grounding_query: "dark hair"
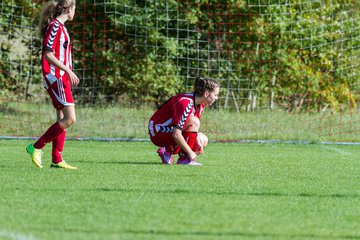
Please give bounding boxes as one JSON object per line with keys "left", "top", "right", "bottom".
{"left": 194, "top": 76, "right": 220, "bottom": 96}
{"left": 39, "top": 0, "right": 75, "bottom": 37}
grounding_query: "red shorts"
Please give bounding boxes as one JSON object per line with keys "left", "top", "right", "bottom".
{"left": 44, "top": 74, "right": 74, "bottom": 110}
{"left": 149, "top": 130, "right": 180, "bottom": 153}
{"left": 148, "top": 121, "right": 203, "bottom": 154}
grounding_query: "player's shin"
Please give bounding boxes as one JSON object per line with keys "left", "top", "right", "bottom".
{"left": 178, "top": 131, "right": 198, "bottom": 161}
{"left": 52, "top": 130, "right": 66, "bottom": 164}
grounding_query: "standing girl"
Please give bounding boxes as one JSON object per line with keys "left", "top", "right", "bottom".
{"left": 26, "top": 0, "right": 78, "bottom": 169}
{"left": 148, "top": 77, "right": 220, "bottom": 166}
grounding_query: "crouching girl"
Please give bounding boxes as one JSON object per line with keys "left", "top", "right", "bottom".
{"left": 148, "top": 77, "right": 220, "bottom": 166}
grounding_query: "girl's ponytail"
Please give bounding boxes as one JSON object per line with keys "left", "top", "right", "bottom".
{"left": 38, "top": 0, "right": 75, "bottom": 38}
{"left": 39, "top": 1, "right": 57, "bottom": 38}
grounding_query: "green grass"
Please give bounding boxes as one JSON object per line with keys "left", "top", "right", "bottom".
{"left": 1, "top": 140, "right": 359, "bottom": 239}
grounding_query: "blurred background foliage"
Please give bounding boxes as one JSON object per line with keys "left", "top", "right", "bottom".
{"left": 1, "top": 0, "right": 359, "bottom": 111}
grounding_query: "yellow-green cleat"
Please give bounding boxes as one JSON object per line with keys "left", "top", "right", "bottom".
{"left": 50, "top": 161, "right": 77, "bottom": 170}
{"left": 26, "top": 144, "right": 43, "bottom": 169}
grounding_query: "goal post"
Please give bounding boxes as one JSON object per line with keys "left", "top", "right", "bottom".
{"left": 0, "top": 0, "right": 359, "bottom": 142}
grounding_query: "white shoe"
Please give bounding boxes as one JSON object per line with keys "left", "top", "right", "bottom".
{"left": 177, "top": 159, "right": 203, "bottom": 166}
{"left": 188, "top": 161, "right": 203, "bottom": 166}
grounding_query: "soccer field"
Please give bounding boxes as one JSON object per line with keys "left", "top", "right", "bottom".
{"left": 0, "top": 140, "right": 359, "bottom": 240}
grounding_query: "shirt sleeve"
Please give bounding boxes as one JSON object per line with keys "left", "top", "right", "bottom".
{"left": 43, "top": 21, "right": 60, "bottom": 52}
{"left": 172, "top": 98, "right": 194, "bottom": 130}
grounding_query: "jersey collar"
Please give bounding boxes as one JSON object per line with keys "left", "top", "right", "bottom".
{"left": 193, "top": 92, "right": 198, "bottom": 110}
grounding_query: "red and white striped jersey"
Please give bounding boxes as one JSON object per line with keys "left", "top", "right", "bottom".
{"left": 41, "top": 19, "right": 72, "bottom": 82}
{"left": 149, "top": 93, "right": 205, "bottom": 135}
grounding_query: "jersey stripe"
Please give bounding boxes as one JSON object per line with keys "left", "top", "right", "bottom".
{"left": 46, "top": 21, "right": 59, "bottom": 50}
{"left": 178, "top": 101, "right": 193, "bottom": 129}
{"left": 149, "top": 93, "right": 204, "bottom": 136}
{"left": 42, "top": 20, "right": 72, "bottom": 80}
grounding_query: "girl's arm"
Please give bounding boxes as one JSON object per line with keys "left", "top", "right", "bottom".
{"left": 172, "top": 128, "right": 197, "bottom": 161}
{"left": 44, "top": 50, "right": 79, "bottom": 86}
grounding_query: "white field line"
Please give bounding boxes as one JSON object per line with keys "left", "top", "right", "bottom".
{"left": 0, "top": 230, "right": 39, "bottom": 240}
{"left": 321, "top": 145, "right": 353, "bottom": 156}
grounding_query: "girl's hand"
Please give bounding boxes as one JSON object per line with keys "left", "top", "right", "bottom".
{"left": 44, "top": 51, "right": 80, "bottom": 87}
{"left": 188, "top": 151, "right": 197, "bottom": 161}
{"left": 67, "top": 70, "right": 80, "bottom": 87}
{"left": 194, "top": 137, "right": 204, "bottom": 155}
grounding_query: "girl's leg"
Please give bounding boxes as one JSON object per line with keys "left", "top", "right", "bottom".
{"left": 52, "top": 110, "right": 66, "bottom": 164}
{"left": 58, "top": 105, "right": 76, "bottom": 129}
{"left": 33, "top": 106, "right": 76, "bottom": 149}
{"left": 157, "top": 147, "right": 174, "bottom": 164}
{"left": 192, "top": 132, "right": 208, "bottom": 155}
{"left": 27, "top": 106, "right": 76, "bottom": 169}
{"left": 50, "top": 106, "right": 77, "bottom": 168}
{"left": 178, "top": 116, "right": 200, "bottom": 161}
{"left": 149, "top": 125, "right": 177, "bottom": 164}
{"left": 197, "top": 132, "right": 208, "bottom": 148}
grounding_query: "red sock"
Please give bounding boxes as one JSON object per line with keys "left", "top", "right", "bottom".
{"left": 34, "top": 122, "right": 64, "bottom": 149}
{"left": 52, "top": 130, "right": 66, "bottom": 164}
{"left": 178, "top": 131, "right": 198, "bottom": 160}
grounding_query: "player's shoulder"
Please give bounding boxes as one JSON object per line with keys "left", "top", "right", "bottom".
{"left": 46, "top": 20, "right": 61, "bottom": 34}
{"left": 49, "top": 19, "right": 60, "bottom": 27}
{"left": 176, "top": 92, "right": 195, "bottom": 103}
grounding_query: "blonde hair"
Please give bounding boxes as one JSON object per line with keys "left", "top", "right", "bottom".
{"left": 39, "top": 0, "right": 75, "bottom": 37}
{"left": 194, "top": 76, "right": 220, "bottom": 97}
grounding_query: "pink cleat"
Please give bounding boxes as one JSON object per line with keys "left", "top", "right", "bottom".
{"left": 157, "top": 147, "right": 174, "bottom": 164}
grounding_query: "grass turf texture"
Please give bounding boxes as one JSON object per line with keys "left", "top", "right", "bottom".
{"left": 0, "top": 140, "right": 359, "bottom": 240}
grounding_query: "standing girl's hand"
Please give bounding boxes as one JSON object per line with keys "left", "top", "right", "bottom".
{"left": 44, "top": 51, "right": 80, "bottom": 87}
{"left": 67, "top": 70, "right": 80, "bottom": 87}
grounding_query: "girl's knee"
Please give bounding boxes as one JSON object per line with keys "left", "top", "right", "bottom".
{"left": 60, "top": 116, "right": 76, "bottom": 129}
{"left": 185, "top": 116, "right": 200, "bottom": 131}
{"left": 198, "top": 132, "right": 208, "bottom": 147}
{"left": 67, "top": 116, "right": 76, "bottom": 126}
{"left": 69, "top": 116, "right": 76, "bottom": 125}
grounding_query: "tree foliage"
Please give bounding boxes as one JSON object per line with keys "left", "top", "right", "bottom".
{"left": 1, "top": 0, "right": 359, "bottom": 111}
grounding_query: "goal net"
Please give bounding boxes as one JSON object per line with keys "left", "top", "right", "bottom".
{"left": 1, "top": 0, "right": 359, "bottom": 142}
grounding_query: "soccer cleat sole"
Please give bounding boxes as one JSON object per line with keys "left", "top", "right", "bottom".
{"left": 50, "top": 162, "right": 77, "bottom": 170}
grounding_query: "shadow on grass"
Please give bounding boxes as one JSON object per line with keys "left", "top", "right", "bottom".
{"left": 77, "top": 160, "right": 161, "bottom": 165}
{"left": 95, "top": 187, "right": 360, "bottom": 199}
{"left": 15, "top": 186, "right": 360, "bottom": 200}
{"left": 57, "top": 228, "right": 360, "bottom": 239}
{"left": 124, "top": 229, "right": 360, "bottom": 239}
